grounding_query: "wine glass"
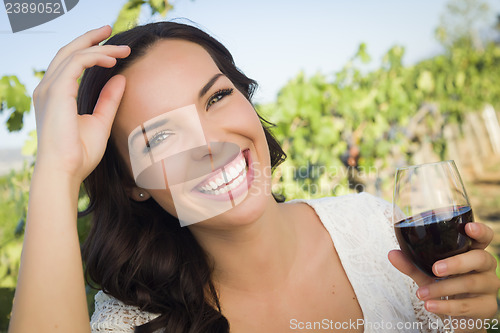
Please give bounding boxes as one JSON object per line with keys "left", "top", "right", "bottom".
{"left": 393, "top": 160, "right": 474, "bottom": 278}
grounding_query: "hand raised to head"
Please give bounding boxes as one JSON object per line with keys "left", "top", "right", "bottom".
{"left": 33, "top": 25, "right": 130, "bottom": 183}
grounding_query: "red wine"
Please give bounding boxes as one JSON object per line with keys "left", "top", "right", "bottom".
{"left": 394, "top": 206, "right": 473, "bottom": 277}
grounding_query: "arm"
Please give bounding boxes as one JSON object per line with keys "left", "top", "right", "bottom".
{"left": 9, "top": 168, "right": 88, "bottom": 332}
{"left": 8, "top": 26, "right": 130, "bottom": 333}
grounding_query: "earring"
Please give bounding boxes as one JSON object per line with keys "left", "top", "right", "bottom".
{"left": 139, "top": 192, "right": 145, "bottom": 198}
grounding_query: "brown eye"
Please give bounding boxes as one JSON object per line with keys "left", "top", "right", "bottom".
{"left": 206, "top": 88, "right": 234, "bottom": 110}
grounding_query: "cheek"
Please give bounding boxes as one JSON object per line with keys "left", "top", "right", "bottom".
{"left": 231, "top": 98, "right": 271, "bottom": 167}
{"left": 236, "top": 99, "right": 270, "bottom": 154}
{"left": 223, "top": 95, "right": 267, "bottom": 144}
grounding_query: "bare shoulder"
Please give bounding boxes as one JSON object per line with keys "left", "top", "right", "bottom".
{"left": 279, "top": 200, "right": 333, "bottom": 253}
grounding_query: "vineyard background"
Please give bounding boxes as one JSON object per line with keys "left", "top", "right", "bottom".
{"left": 1, "top": 0, "right": 500, "bottom": 331}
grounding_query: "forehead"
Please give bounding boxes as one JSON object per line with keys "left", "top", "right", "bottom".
{"left": 122, "top": 39, "right": 219, "bottom": 108}
{"left": 116, "top": 39, "right": 220, "bottom": 123}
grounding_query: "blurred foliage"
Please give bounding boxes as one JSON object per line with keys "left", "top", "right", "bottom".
{"left": 435, "top": 0, "right": 491, "bottom": 50}
{"left": 0, "top": 163, "right": 31, "bottom": 330}
{"left": 259, "top": 0, "right": 500, "bottom": 200}
{"left": 112, "top": 0, "right": 172, "bottom": 35}
{"left": 0, "top": 76, "right": 31, "bottom": 132}
{"left": 0, "top": 163, "right": 31, "bottom": 289}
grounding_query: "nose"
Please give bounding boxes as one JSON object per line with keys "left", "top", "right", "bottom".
{"left": 189, "top": 144, "right": 212, "bottom": 161}
{"left": 187, "top": 117, "right": 240, "bottom": 168}
{"left": 188, "top": 117, "right": 224, "bottom": 161}
{"left": 188, "top": 142, "right": 240, "bottom": 166}
{"left": 207, "top": 142, "right": 241, "bottom": 170}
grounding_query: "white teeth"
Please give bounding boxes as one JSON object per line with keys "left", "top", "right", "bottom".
{"left": 199, "top": 167, "right": 247, "bottom": 195}
{"left": 229, "top": 167, "right": 238, "bottom": 179}
{"left": 233, "top": 177, "right": 241, "bottom": 187}
{"left": 226, "top": 181, "right": 236, "bottom": 192}
{"left": 197, "top": 153, "right": 249, "bottom": 195}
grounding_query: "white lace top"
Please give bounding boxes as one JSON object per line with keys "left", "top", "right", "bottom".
{"left": 90, "top": 192, "right": 446, "bottom": 332}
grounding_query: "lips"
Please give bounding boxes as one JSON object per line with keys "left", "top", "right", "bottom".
{"left": 194, "top": 149, "right": 249, "bottom": 196}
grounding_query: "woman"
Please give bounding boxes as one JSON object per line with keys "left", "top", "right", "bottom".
{"left": 8, "top": 22, "right": 500, "bottom": 333}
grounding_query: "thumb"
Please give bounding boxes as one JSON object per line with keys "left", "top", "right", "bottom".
{"left": 92, "top": 74, "right": 126, "bottom": 133}
{"left": 388, "top": 249, "right": 434, "bottom": 287}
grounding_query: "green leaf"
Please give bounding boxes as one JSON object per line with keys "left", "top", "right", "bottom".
{"left": 112, "top": 0, "right": 144, "bottom": 36}
{"left": 0, "top": 76, "right": 32, "bottom": 132}
{"left": 33, "top": 69, "right": 45, "bottom": 80}
{"left": 148, "top": 0, "right": 172, "bottom": 16}
{"left": 6, "top": 110, "right": 24, "bottom": 132}
{"left": 355, "top": 42, "right": 371, "bottom": 64}
{"left": 14, "top": 217, "right": 25, "bottom": 237}
{"left": 21, "top": 130, "right": 37, "bottom": 157}
{"left": 455, "top": 71, "right": 465, "bottom": 88}
{"left": 417, "top": 70, "right": 435, "bottom": 93}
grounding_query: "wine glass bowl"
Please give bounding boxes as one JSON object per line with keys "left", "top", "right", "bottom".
{"left": 393, "top": 160, "right": 474, "bottom": 278}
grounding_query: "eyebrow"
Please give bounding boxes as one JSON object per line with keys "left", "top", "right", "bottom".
{"left": 199, "top": 73, "right": 225, "bottom": 98}
{"left": 129, "top": 73, "right": 224, "bottom": 147}
{"left": 130, "top": 118, "right": 169, "bottom": 147}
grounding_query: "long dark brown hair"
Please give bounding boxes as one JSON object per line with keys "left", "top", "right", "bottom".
{"left": 77, "top": 21, "right": 286, "bottom": 333}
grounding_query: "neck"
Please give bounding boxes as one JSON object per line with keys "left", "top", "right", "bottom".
{"left": 189, "top": 199, "right": 298, "bottom": 294}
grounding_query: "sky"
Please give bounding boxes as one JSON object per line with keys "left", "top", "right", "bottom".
{"left": 1, "top": 0, "right": 499, "bottom": 149}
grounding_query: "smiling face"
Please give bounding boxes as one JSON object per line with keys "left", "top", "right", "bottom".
{"left": 111, "top": 39, "right": 274, "bottom": 227}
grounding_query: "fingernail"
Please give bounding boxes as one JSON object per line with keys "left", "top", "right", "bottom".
{"left": 468, "top": 223, "right": 478, "bottom": 233}
{"left": 426, "top": 301, "right": 437, "bottom": 312}
{"left": 434, "top": 262, "right": 447, "bottom": 275}
{"left": 417, "top": 287, "right": 429, "bottom": 299}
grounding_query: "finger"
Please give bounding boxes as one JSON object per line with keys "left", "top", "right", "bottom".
{"left": 466, "top": 222, "right": 494, "bottom": 250}
{"left": 424, "top": 295, "right": 498, "bottom": 319}
{"left": 46, "top": 50, "right": 129, "bottom": 98}
{"left": 77, "top": 75, "right": 126, "bottom": 171}
{"left": 45, "top": 25, "right": 112, "bottom": 75}
{"left": 388, "top": 250, "right": 434, "bottom": 287}
{"left": 432, "top": 249, "right": 497, "bottom": 277}
{"left": 91, "top": 74, "right": 126, "bottom": 132}
{"left": 81, "top": 44, "right": 131, "bottom": 57}
{"left": 43, "top": 45, "right": 130, "bottom": 85}
{"left": 416, "top": 272, "right": 500, "bottom": 300}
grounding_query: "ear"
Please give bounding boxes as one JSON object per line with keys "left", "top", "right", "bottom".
{"left": 128, "top": 186, "right": 151, "bottom": 202}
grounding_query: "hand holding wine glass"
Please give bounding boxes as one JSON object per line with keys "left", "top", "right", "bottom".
{"left": 388, "top": 161, "right": 500, "bottom": 331}
{"left": 393, "top": 161, "right": 473, "bottom": 278}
